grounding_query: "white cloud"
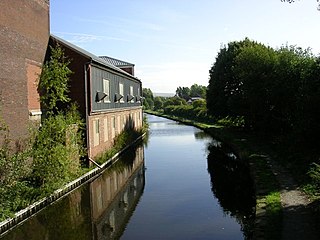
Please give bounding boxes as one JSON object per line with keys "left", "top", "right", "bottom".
{"left": 136, "top": 61, "right": 210, "bottom": 93}
{"left": 53, "top": 32, "right": 130, "bottom": 44}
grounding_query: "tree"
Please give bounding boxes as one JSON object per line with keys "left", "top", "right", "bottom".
{"left": 153, "top": 96, "right": 164, "bottom": 111}
{"left": 280, "top": 0, "right": 320, "bottom": 10}
{"left": 233, "top": 42, "right": 277, "bottom": 130}
{"left": 207, "top": 38, "right": 256, "bottom": 119}
{"left": 176, "top": 86, "right": 190, "bottom": 100}
{"left": 142, "top": 88, "right": 154, "bottom": 110}
{"left": 190, "top": 84, "right": 207, "bottom": 98}
{"left": 38, "top": 45, "right": 72, "bottom": 114}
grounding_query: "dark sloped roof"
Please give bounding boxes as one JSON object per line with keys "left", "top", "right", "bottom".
{"left": 50, "top": 34, "right": 140, "bottom": 82}
{"left": 99, "top": 56, "right": 134, "bottom": 67}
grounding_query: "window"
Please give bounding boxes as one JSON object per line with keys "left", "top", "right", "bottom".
{"left": 117, "top": 115, "right": 121, "bottom": 133}
{"left": 103, "top": 79, "right": 110, "bottom": 102}
{"left": 137, "top": 87, "right": 141, "bottom": 102}
{"left": 111, "top": 116, "right": 115, "bottom": 138}
{"left": 119, "top": 83, "right": 124, "bottom": 103}
{"left": 129, "top": 86, "right": 134, "bottom": 103}
{"left": 123, "top": 115, "right": 126, "bottom": 129}
{"left": 93, "top": 119, "right": 100, "bottom": 147}
{"left": 104, "top": 118, "right": 108, "bottom": 142}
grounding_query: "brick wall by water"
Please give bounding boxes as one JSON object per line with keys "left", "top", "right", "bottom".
{"left": 0, "top": 0, "right": 49, "bottom": 141}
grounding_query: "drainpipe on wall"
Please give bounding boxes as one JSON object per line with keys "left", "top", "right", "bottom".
{"left": 84, "top": 61, "right": 92, "bottom": 163}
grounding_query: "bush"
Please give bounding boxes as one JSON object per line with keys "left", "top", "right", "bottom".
{"left": 308, "top": 163, "right": 320, "bottom": 190}
{"left": 32, "top": 106, "right": 84, "bottom": 193}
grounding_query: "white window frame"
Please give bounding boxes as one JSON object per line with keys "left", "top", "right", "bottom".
{"left": 119, "top": 82, "right": 124, "bottom": 103}
{"left": 104, "top": 118, "right": 108, "bottom": 142}
{"left": 111, "top": 116, "right": 116, "bottom": 139}
{"left": 93, "top": 119, "right": 100, "bottom": 147}
{"left": 130, "top": 85, "right": 134, "bottom": 103}
{"left": 103, "top": 79, "right": 110, "bottom": 103}
{"left": 137, "top": 87, "right": 141, "bottom": 102}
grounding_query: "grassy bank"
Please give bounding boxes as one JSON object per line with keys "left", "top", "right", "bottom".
{"left": 0, "top": 121, "right": 148, "bottom": 222}
{"left": 145, "top": 109, "right": 282, "bottom": 239}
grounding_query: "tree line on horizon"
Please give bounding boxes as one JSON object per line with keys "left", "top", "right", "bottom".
{"left": 143, "top": 37, "right": 320, "bottom": 190}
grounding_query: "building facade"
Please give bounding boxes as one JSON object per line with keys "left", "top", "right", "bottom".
{"left": 50, "top": 35, "right": 143, "bottom": 159}
{"left": 0, "top": 0, "right": 49, "bottom": 143}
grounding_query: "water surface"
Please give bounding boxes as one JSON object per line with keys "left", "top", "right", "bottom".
{"left": 1, "top": 114, "right": 255, "bottom": 239}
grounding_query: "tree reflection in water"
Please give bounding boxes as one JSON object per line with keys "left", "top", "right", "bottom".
{"left": 207, "top": 141, "right": 256, "bottom": 239}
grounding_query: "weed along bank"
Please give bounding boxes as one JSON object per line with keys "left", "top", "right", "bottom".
{"left": 50, "top": 35, "right": 143, "bottom": 161}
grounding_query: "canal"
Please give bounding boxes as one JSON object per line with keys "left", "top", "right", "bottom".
{"left": 1, "top": 114, "right": 255, "bottom": 240}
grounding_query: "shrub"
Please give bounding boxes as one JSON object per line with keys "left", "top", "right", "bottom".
{"left": 32, "top": 106, "right": 84, "bottom": 193}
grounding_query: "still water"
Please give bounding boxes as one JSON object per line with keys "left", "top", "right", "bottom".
{"left": 1, "top": 114, "right": 255, "bottom": 240}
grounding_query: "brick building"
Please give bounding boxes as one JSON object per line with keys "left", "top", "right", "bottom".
{"left": 50, "top": 35, "right": 143, "bottom": 159}
{"left": 0, "top": 0, "right": 49, "bottom": 143}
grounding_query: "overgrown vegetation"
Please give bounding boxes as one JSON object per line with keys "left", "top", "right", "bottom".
{"left": 38, "top": 45, "right": 73, "bottom": 114}
{"left": 0, "top": 44, "right": 146, "bottom": 222}
{"left": 0, "top": 114, "right": 34, "bottom": 220}
{"left": 0, "top": 45, "right": 85, "bottom": 220}
{"left": 143, "top": 86, "right": 213, "bottom": 124}
{"left": 207, "top": 38, "right": 320, "bottom": 195}
{"left": 31, "top": 105, "right": 84, "bottom": 194}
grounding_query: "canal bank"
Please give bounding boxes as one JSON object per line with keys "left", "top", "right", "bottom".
{"left": 0, "top": 133, "right": 146, "bottom": 237}
{"left": 1, "top": 114, "right": 252, "bottom": 239}
{"left": 145, "top": 110, "right": 320, "bottom": 240}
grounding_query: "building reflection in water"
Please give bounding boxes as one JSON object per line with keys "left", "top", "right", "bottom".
{"left": 91, "top": 144, "right": 145, "bottom": 240}
{"left": 0, "top": 144, "right": 145, "bottom": 240}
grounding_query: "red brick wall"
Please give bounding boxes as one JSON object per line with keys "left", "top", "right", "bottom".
{"left": 0, "top": 0, "right": 49, "bottom": 141}
{"left": 26, "top": 59, "right": 42, "bottom": 111}
{"left": 88, "top": 107, "right": 143, "bottom": 159}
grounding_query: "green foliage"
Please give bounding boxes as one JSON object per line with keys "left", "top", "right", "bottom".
{"left": 142, "top": 88, "right": 154, "bottom": 110}
{"left": 176, "top": 84, "right": 207, "bottom": 100}
{"left": 96, "top": 126, "right": 146, "bottom": 165}
{"left": 153, "top": 96, "right": 164, "bottom": 111}
{"left": 308, "top": 163, "right": 320, "bottom": 190}
{"left": 32, "top": 105, "right": 84, "bottom": 193}
{"left": 0, "top": 112, "right": 36, "bottom": 220}
{"left": 162, "top": 96, "right": 187, "bottom": 108}
{"left": 217, "top": 116, "right": 245, "bottom": 128}
{"left": 175, "top": 86, "right": 190, "bottom": 100}
{"left": 38, "top": 45, "right": 73, "bottom": 114}
{"left": 207, "top": 38, "right": 320, "bottom": 140}
{"left": 0, "top": 45, "right": 86, "bottom": 221}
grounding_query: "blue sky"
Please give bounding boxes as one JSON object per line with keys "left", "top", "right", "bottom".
{"left": 51, "top": 0, "right": 320, "bottom": 93}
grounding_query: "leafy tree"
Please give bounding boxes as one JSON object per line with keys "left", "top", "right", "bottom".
{"left": 233, "top": 42, "right": 277, "bottom": 130}
{"left": 33, "top": 45, "right": 85, "bottom": 193}
{"left": 190, "top": 84, "right": 207, "bottom": 98}
{"left": 38, "top": 45, "right": 73, "bottom": 114}
{"left": 142, "top": 88, "right": 154, "bottom": 110}
{"left": 207, "top": 38, "right": 256, "bottom": 119}
{"left": 280, "top": 0, "right": 320, "bottom": 10}
{"left": 153, "top": 96, "right": 164, "bottom": 111}
{"left": 176, "top": 86, "right": 190, "bottom": 100}
{"left": 163, "top": 96, "right": 187, "bottom": 108}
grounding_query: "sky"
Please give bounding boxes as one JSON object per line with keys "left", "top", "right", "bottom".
{"left": 51, "top": 0, "right": 320, "bottom": 94}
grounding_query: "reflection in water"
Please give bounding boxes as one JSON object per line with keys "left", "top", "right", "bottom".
{"left": 92, "top": 145, "right": 145, "bottom": 240}
{"left": 1, "top": 144, "right": 145, "bottom": 240}
{"left": 207, "top": 141, "right": 256, "bottom": 239}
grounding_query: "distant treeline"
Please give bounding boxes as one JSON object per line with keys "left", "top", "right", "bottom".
{"left": 143, "top": 84, "right": 210, "bottom": 122}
